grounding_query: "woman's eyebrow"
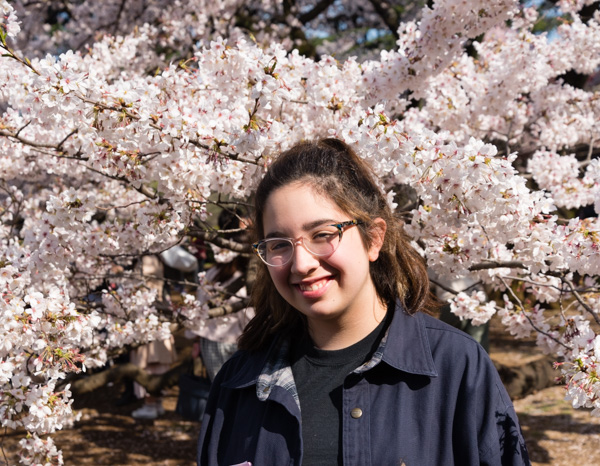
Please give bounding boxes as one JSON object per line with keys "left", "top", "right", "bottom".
{"left": 303, "top": 218, "right": 338, "bottom": 230}
{"left": 264, "top": 219, "right": 339, "bottom": 239}
{"left": 265, "top": 230, "right": 286, "bottom": 239}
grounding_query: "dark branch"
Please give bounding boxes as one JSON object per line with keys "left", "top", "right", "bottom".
{"left": 298, "top": 0, "right": 336, "bottom": 24}
{"left": 468, "top": 261, "right": 529, "bottom": 271}
{"left": 367, "top": 0, "right": 401, "bottom": 38}
{"left": 208, "top": 299, "right": 250, "bottom": 317}
{"left": 68, "top": 359, "right": 191, "bottom": 396}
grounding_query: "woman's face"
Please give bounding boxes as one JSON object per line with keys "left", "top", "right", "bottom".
{"left": 261, "top": 182, "right": 384, "bottom": 329}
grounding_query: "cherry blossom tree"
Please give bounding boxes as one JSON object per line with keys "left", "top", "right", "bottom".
{"left": 2, "top": 0, "right": 600, "bottom": 463}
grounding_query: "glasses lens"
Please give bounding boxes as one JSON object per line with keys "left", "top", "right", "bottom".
{"left": 256, "top": 224, "right": 348, "bottom": 266}
{"left": 259, "top": 238, "right": 294, "bottom": 266}
{"left": 305, "top": 226, "right": 340, "bottom": 256}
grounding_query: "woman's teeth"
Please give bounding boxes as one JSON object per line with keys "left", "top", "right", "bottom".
{"left": 299, "top": 279, "right": 327, "bottom": 291}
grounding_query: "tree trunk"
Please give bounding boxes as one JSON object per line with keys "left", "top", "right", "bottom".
{"left": 495, "top": 356, "right": 558, "bottom": 400}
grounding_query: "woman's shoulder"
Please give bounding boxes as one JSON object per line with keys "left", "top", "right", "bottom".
{"left": 213, "top": 343, "right": 274, "bottom": 388}
{"left": 419, "top": 312, "right": 486, "bottom": 352}
{"left": 417, "top": 313, "right": 506, "bottom": 390}
{"left": 382, "top": 307, "right": 493, "bottom": 380}
{"left": 396, "top": 311, "right": 497, "bottom": 378}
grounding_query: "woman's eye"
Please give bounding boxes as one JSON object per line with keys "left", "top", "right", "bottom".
{"left": 312, "top": 230, "right": 336, "bottom": 241}
{"left": 268, "top": 240, "right": 291, "bottom": 251}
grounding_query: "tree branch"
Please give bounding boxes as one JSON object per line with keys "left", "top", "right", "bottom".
{"left": 367, "top": 0, "right": 401, "bottom": 38}
{"left": 563, "top": 277, "right": 600, "bottom": 326}
{"left": 298, "top": 0, "right": 336, "bottom": 24}
{"left": 499, "top": 275, "right": 570, "bottom": 350}
{"left": 112, "top": 0, "right": 128, "bottom": 35}
{"left": 468, "top": 260, "right": 529, "bottom": 271}
{"left": 207, "top": 299, "right": 250, "bottom": 317}
{"left": 68, "top": 359, "right": 191, "bottom": 396}
{"left": 81, "top": 163, "right": 157, "bottom": 199}
{"left": 428, "top": 277, "right": 458, "bottom": 296}
{"left": 0, "top": 129, "right": 75, "bottom": 150}
{"left": 188, "top": 228, "right": 252, "bottom": 254}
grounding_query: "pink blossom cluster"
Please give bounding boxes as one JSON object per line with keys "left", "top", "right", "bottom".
{"left": 0, "top": 1, "right": 19, "bottom": 39}
{"left": 527, "top": 151, "right": 597, "bottom": 210}
{"left": 18, "top": 434, "right": 63, "bottom": 466}
{"left": 449, "top": 291, "right": 497, "bottom": 327}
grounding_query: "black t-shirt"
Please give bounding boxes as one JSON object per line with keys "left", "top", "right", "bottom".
{"left": 290, "top": 315, "right": 389, "bottom": 465}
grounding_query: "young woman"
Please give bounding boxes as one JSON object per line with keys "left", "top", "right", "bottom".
{"left": 197, "top": 138, "right": 530, "bottom": 465}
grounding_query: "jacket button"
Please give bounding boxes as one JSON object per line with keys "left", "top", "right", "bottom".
{"left": 350, "top": 408, "right": 363, "bottom": 419}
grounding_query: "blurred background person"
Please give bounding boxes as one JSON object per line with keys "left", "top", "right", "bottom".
{"left": 189, "top": 208, "right": 255, "bottom": 381}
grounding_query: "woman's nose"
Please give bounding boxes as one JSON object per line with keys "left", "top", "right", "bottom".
{"left": 290, "top": 239, "right": 320, "bottom": 274}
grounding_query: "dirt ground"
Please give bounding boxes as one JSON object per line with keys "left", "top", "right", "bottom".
{"left": 490, "top": 319, "right": 600, "bottom": 466}
{"left": 2, "top": 316, "right": 600, "bottom": 466}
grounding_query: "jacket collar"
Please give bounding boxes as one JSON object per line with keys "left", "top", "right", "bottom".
{"left": 376, "top": 302, "right": 438, "bottom": 377}
{"left": 222, "top": 301, "right": 438, "bottom": 392}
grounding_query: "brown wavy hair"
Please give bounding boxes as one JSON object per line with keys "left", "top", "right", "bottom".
{"left": 238, "top": 138, "right": 435, "bottom": 351}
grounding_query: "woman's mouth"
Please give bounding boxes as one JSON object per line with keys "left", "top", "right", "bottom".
{"left": 298, "top": 280, "right": 328, "bottom": 292}
{"left": 295, "top": 277, "right": 333, "bottom": 297}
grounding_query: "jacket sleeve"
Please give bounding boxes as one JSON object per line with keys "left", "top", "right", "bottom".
{"left": 197, "top": 360, "right": 229, "bottom": 466}
{"left": 474, "top": 349, "right": 531, "bottom": 466}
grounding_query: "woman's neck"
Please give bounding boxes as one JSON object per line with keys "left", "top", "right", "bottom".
{"left": 307, "top": 297, "right": 388, "bottom": 350}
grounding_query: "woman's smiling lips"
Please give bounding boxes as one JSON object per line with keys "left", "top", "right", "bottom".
{"left": 293, "top": 276, "right": 334, "bottom": 298}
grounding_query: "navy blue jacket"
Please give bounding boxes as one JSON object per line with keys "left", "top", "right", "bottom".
{"left": 197, "top": 304, "right": 530, "bottom": 465}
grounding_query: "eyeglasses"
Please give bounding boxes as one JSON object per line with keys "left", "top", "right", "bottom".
{"left": 252, "top": 220, "right": 362, "bottom": 267}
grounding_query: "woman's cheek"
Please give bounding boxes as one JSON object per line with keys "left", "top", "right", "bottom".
{"left": 269, "top": 268, "right": 289, "bottom": 295}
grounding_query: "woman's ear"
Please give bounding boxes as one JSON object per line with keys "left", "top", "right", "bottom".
{"left": 367, "top": 218, "right": 387, "bottom": 262}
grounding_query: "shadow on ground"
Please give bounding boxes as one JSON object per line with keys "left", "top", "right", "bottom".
{"left": 513, "top": 386, "right": 600, "bottom": 466}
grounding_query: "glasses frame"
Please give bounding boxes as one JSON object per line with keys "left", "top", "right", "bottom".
{"left": 252, "top": 219, "right": 362, "bottom": 267}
